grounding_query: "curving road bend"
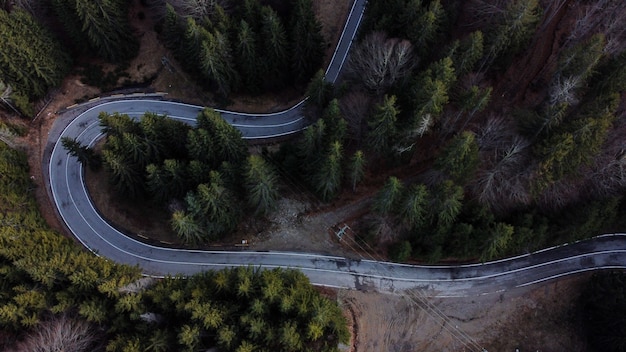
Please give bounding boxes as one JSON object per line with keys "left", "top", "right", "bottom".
{"left": 46, "top": 0, "right": 626, "bottom": 297}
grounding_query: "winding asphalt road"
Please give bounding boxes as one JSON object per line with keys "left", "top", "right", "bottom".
{"left": 45, "top": 0, "right": 626, "bottom": 297}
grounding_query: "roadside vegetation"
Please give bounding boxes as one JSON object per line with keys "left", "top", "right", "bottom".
{"left": 1, "top": 0, "right": 626, "bottom": 349}
{"left": 0, "top": 141, "right": 347, "bottom": 351}
{"left": 273, "top": 0, "right": 626, "bottom": 263}
{"left": 41, "top": 0, "right": 626, "bottom": 263}
{"left": 91, "top": 108, "right": 279, "bottom": 244}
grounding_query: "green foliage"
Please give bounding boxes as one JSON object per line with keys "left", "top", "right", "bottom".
{"left": 0, "top": 9, "right": 71, "bottom": 107}
{"left": 435, "top": 131, "right": 479, "bottom": 184}
{"left": 245, "top": 155, "right": 280, "bottom": 215}
{"left": 347, "top": 150, "right": 366, "bottom": 192}
{"left": 432, "top": 179, "right": 464, "bottom": 231}
{"left": 412, "top": 57, "right": 456, "bottom": 134}
{"left": 51, "top": 0, "right": 138, "bottom": 62}
{"left": 400, "top": 184, "right": 430, "bottom": 229}
{"left": 322, "top": 99, "right": 347, "bottom": 144}
{"left": 235, "top": 19, "right": 262, "bottom": 93}
{"left": 363, "top": 0, "right": 447, "bottom": 55}
{"left": 289, "top": 0, "right": 325, "bottom": 83}
{"left": 373, "top": 176, "right": 404, "bottom": 215}
{"left": 161, "top": 0, "right": 325, "bottom": 96}
{"left": 447, "top": 31, "right": 484, "bottom": 76}
{"left": 98, "top": 109, "right": 250, "bottom": 241}
{"left": 140, "top": 268, "right": 348, "bottom": 352}
{"left": 388, "top": 240, "right": 412, "bottom": 262}
{"left": 0, "top": 141, "right": 142, "bottom": 334}
{"left": 559, "top": 33, "right": 605, "bottom": 80}
{"left": 483, "top": 0, "right": 541, "bottom": 66}
{"left": 368, "top": 95, "right": 399, "bottom": 155}
{"left": 480, "top": 222, "right": 514, "bottom": 262}
{"left": 306, "top": 70, "right": 334, "bottom": 110}
{"left": 61, "top": 137, "right": 101, "bottom": 171}
{"left": 314, "top": 141, "right": 344, "bottom": 201}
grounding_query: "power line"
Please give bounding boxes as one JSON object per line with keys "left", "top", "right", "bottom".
{"left": 334, "top": 224, "right": 487, "bottom": 352}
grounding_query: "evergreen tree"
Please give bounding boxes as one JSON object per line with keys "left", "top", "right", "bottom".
{"left": 289, "top": 0, "right": 325, "bottom": 83}
{"left": 373, "top": 176, "right": 404, "bottom": 215}
{"left": 245, "top": 155, "right": 280, "bottom": 215}
{"left": 432, "top": 180, "right": 464, "bottom": 230}
{"left": 435, "top": 131, "right": 479, "bottom": 184}
{"left": 305, "top": 70, "right": 333, "bottom": 110}
{"left": 0, "top": 9, "right": 71, "bottom": 103}
{"left": 51, "top": 0, "right": 138, "bottom": 62}
{"left": 368, "top": 95, "right": 399, "bottom": 155}
{"left": 200, "top": 29, "right": 240, "bottom": 97}
{"left": 162, "top": 3, "right": 184, "bottom": 51}
{"left": 347, "top": 150, "right": 366, "bottom": 192}
{"left": 61, "top": 137, "right": 101, "bottom": 171}
{"left": 260, "top": 6, "right": 288, "bottom": 88}
{"left": 314, "top": 141, "right": 343, "bottom": 202}
{"left": 197, "top": 108, "right": 247, "bottom": 165}
{"left": 412, "top": 57, "right": 456, "bottom": 135}
{"left": 102, "top": 149, "right": 144, "bottom": 199}
{"left": 448, "top": 31, "right": 484, "bottom": 76}
{"left": 321, "top": 99, "right": 347, "bottom": 144}
{"left": 400, "top": 184, "right": 429, "bottom": 229}
{"left": 236, "top": 19, "right": 262, "bottom": 93}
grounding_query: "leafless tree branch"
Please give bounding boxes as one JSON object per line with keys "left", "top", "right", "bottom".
{"left": 347, "top": 31, "right": 416, "bottom": 94}
{"left": 9, "top": 314, "right": 96, "bottom": 352}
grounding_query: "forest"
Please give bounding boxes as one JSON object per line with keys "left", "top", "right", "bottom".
{"left": 2, "top": 0, "right": 626, "bottom": 349}
{"left": 3, "top": 0, "right": 626, "bottom": 261}
{"left": 0, "top": 140, "right": 348, "bottom": 351}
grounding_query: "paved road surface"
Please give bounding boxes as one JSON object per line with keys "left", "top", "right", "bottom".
{"left": 45, "top": 0, "right": 626, "bottom": 297}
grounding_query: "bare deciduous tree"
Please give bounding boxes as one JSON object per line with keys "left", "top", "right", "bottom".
{"left": 566, "top": 0, "right": 626, "bottom": 55}
{"left": 548, "top": 74, "right": 581, "bottom": 108}
{"left": 339, "top": 90, "right": 372, "bottom": 143}
{"left": 537, "top": 178, "right": 584, "bottom": 211}
{"left": 9, "top": 315, "right": 96, "bottom": 352}
{"left": 163, "top": 0, "right": 230, "bottom": 20}
{"left": 584, "top": 115, "right": 626, "bottom": 197}
{"left": 347, "top": 31, "right": 416, "bottom": 94}
{"left": 470, "top": 115, "right": 533, "bottom": 213}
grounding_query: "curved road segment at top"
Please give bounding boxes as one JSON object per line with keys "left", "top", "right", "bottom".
{"left": 46, "top": 0, "right": 626, "bottom": 297}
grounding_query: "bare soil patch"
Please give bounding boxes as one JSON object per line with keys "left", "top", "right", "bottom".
{"left": 342, "top": 275, "right": 589, "bottom": 352}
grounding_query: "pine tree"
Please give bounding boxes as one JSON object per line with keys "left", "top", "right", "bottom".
{"left": 432, "top": 180, "right": 464, "bottom": 230}
{"left": 373, "top": 176, "right": 404, "bottom": 215}
{"left": 200, "top": 29, "right": 240, "bottom": 97}
{"left": 435, "top": 131, "right": 479, "bottom": 184}
{"left": 321, "top": 99, "right": 347, "bottom": 144}
{"left": 61, "top": 137, "right": 101, "bottom": 171}
{"left": 245, "top": 155, "right": 280, "bottom": 215}
{"left": 305, "top": 69, "right": 333, "bottom": 110}
{"left": 400, "top": 184, "right": 429, "bottom": 229}
{"left": 260, "top": 6, "right": 288, "bottom": 88}
{"left": 314, "top": 141, "right": 343, "bottom": 201}
{"left": 51, "top": 0, "right": 138, "bottom": 62}
{"left": 289, "top": 0, "right": 325, "bottom": 83}
{"left": 347, "top": 150, "right": 366, "bottom": 192}
{"left": 236, "top": 20, "right": 262, "bottom": 93}
{"left": 412, "top": 57, "right": 456, "bottom": 134}
{"left": 368, "top": 95, "right": 399, "bottom": 155}
{"left": 0, "top": 9, "right": 71, "bottom": 102}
